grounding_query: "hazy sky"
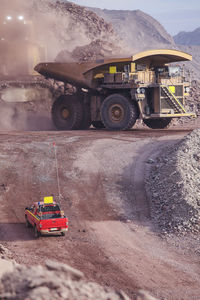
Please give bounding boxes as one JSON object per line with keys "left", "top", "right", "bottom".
{"left": 70, "top": 0, "right": 200, "bottom": 35}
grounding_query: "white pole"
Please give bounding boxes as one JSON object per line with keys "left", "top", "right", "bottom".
{"left": 53, "top": 142, "right": 61, "bottom": 203}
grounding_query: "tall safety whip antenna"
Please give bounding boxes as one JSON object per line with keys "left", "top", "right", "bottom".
{"left": 53, "top": 142, "right": 61, "bottom": 203}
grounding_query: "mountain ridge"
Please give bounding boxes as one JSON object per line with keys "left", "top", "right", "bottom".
{"left": 174, "top": 27, "right": 200, "bottom": 45}
{"left": 87, "top": 7, "right": 174, "bottom": 52}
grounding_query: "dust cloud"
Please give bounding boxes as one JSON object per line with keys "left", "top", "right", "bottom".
{"left": 0, "top": 0, "right": 91, "bottom": 130}
{"left": 0, "top": 0, "right": 91, "bottom": 78}
{"left": 0, "top": 102, "right": 54, "bottom": 131}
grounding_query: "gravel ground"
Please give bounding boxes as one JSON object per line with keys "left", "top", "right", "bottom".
{"left": 146, "top": 129, "right": 200, "bottom": 239}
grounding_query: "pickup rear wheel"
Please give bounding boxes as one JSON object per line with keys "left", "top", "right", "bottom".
{"left": 25, "top": 217, "right": 31, "bottom": 228}
{"left": 52, "top": 95, "right": 83, "bottom": 130}
{"left": 101, "top": 94, "right": 138, "bottom": 130}
{"left": 34, "top": 226, "right": 40, "bottom": 239}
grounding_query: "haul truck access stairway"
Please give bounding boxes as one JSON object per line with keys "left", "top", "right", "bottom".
{"left": 35, "top": 49, "right": 196, "bottom": 130}
{"left": 161, "top": 86, "right": 186, "bottom": 114}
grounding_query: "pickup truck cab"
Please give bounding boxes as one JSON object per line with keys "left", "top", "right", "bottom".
{"left": 25, "top": 200, "right": 68, "bottom": 238}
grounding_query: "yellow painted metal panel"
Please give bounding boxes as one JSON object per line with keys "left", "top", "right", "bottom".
{"left": 131, "top": 49, "right": 192, "bottom": 63}
{"left": 131, "top": 63, "right": 136, "bottom": 72}
{"left": 109, "top": 66, "right": 117, "bottom": 74}
{"left": 44, "top": 196, "right": 54, "bottom": 204}
{"left": 169, "top": 86, "right": 175, "bottom": 93}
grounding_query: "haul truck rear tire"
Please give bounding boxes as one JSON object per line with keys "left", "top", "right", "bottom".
{"left": 143, "top": 118, "right": 172, "bottom": 129}
{"left": 52, "top": 95, "right": 83, "bottom": 130}
{"left": 101, "top": 94, "right": 138, "bottom": 130}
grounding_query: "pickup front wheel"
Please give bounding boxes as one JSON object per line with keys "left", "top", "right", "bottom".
{"left": 34, "top": 226, "right": 40, "bottom": 239}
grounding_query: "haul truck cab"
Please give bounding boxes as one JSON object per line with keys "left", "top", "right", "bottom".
{"left": 35, "top": 49, "right": 195, "bottom": 130}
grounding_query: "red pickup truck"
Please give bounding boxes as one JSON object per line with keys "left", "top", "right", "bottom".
{"left": 25, "top": 201, "right": 68, "bottom": 238}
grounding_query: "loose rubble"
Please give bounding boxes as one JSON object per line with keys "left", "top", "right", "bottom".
{"left": 146, "top": 129, "right": 200, "bottom": 237}
{"left": 187, "top": 80, "right": 200, "bottom": 116}
{"left": 0, "top": 258, "right": 158, "bottom": 300}
{"left": 56, "top": 39, "right": 121, "bottom": 62}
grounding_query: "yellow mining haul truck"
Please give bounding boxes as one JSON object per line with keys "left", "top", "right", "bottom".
{"left": 35, "top": 49, "right": 195, "bottom": 130}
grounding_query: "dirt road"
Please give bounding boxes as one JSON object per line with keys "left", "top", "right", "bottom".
{"left": 0, "top": 128, "right": 199, "bottom": 299}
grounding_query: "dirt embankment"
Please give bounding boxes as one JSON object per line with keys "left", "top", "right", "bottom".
{"left": 146, "top": 129, "right": 200, "bottom": 241}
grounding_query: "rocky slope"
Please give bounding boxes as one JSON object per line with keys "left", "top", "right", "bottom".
{"left": 88, "top": 8, "right": 174, "bottom": 53}
{"left": 2, "top": 0, "right": 121, "bottom": 62}
{"left": 177, "top": 45, "right": 200, "bottom": 80}
{"left": 174, "top": 27, "right": 200, "bottom": 45}
{"left": 146, "top": 129, "right": 200, "bottom": 239}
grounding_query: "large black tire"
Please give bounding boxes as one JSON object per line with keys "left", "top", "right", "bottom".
{"left": 92, "top": 121, "right": 105, "bottom": 129}
{"left": 100, "top": 94, "right": 138, "bottom": 130}
{"left": 52, "top": 95, "right": 83, "bottom": 130}
{"left": 143, "top": 118, "right": 172, "bottom": 129}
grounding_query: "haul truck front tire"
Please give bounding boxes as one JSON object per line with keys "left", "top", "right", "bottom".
{"left": 143, "top": 118, "right": 172, "bottom": 129}
{"left": 52, "top": 95, "right": 83, "bottom": 130}
{"left": 101, "top": 94, "right": 138, "bottom": 131}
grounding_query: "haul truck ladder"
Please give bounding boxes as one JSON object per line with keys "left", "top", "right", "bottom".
{"left": 161, "top": 85, "right": 186, "bottom": 114}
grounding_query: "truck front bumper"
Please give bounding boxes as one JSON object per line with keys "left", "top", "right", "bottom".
{"left": 40, "top": 228, "right": 68, "bottom": 235}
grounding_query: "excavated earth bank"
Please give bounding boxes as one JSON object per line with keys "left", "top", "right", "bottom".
{"left": 147, "top": 129, "right": 200, "bottom": 240}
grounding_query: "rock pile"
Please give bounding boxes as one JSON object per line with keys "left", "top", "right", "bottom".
{"left": 0, "top": 259, "right": 158, "bottom": 300}
{"left": 0, "top": 260, "right": 129, "bottom": 300}
{"left": 57, "top": 39, "right": 121, "bottom": 62}
{"left": 187, "top": 80, "right": 200, "bottom": 116}
{"left": 146, "top": 129, "right": 200, "bottom": 237}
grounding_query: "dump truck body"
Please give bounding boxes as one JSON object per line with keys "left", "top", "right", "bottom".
{"left": 35, "top": 49, "right": 195, "bottom": 131}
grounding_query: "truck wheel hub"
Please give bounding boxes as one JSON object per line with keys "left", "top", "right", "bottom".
{"left": 109, "top": 104, "right": 124, "bottom": 122}
{"left": 61, "top": 108, "right": 70, "bottom": 119}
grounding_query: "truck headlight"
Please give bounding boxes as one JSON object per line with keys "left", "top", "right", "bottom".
{"left": 137, "top": 88, "right": 145, "bottom": 94}
{"left": 18, "top": 16, "right": 24, "bottom": 21}
{"left": 6, "top": 16, "right": 12, "bottom": 21}
{"left": 184, "top": 87, "right": 190, "bottom": 93}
